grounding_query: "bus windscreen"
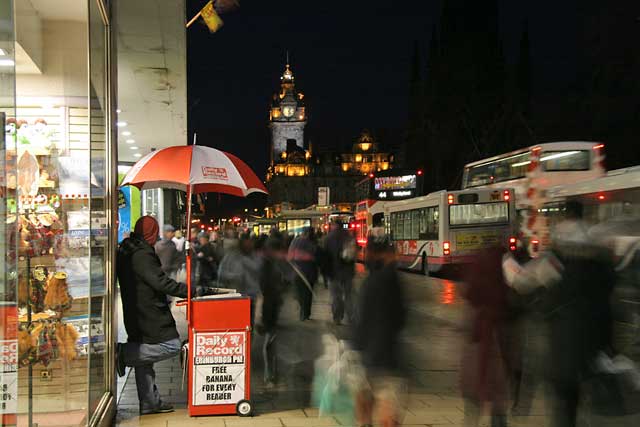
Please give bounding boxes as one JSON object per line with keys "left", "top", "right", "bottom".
{"left": 449, "top": 202, "right": 509, "bottom": 226}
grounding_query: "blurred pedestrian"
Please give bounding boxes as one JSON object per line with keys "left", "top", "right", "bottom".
{"left": 317, "top": 230, "right": 331, "bottom": 289}
{"left": 326, "top": 221, "right": 357, "bottom": 325}
{"left": 172, "top": 229, "right": 186, "bottom": 253}
{"left": 116, "top": 216, "right": 190, "bottom": 415}
{"left": 257, "top": 232, "right": 288, "bottom": 386}
{"left": 504, "top": 201, "right": 615, "bottom": 427}
{"left": 353, "top": 232, "right": 407, "bottom": 427}
{"left": 461, "top": 245, "right": 510, "bottom": 427}
{"left": 218, "top": 232, "right": 261, "bottom": 325}
{"left": 155, "top": 224, "right": 180, "bottom": 279}
{"left": 195, "top": 231, "right": 218, "bottom": 286}
{"left": 288, "top": 227, "right": 318, "bottom": 321}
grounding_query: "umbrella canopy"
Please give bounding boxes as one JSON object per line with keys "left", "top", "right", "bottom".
{"left": 120, "top": 145, "right": 267, "bottom": 196}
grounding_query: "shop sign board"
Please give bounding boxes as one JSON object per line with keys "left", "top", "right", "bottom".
{"left": 192, "top": 331, "right": 246, "bottom": 406}
{"left": 318, "top": 187, "right": 330, "bottom": 206}
{"left": 455, "top": 230, "right": 501, "bottom": 250}
{"left": 1, "top": 305, "right": 18, "bottom": 417}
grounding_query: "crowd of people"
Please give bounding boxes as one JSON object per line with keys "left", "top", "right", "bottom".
{"left": 113, "top": 204, "right": 640, "bottom": 427}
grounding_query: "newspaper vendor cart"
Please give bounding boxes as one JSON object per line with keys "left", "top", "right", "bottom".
{"left": 120, "top": 144, "right": 267, "bottom": 417}
{"left": 187, "top": 294, "right": 252, "bottom": 416}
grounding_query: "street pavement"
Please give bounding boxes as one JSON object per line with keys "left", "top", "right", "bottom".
{"left": 115, "top": 269, "right": 640, "bottom": 427}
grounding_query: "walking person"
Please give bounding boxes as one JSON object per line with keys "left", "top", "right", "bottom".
{"left": 257, "top": 233, "right": 288, "bottom": 387}
{"left": 353, "top": 233, "right": 407, "bottom": 427}
{"left": 172, "top": 229, "right": 186, "bottom": 253}
{"left": 288, "top": 227, "right": 318, "bottom": 321}
{"left": 155, "top": 224, "right": 180, "bottom": 279}
{"left": 116, "top": 216, "right": 192, "bottom": 415}
{"left": 460, "top": 245, "right": 510, "bottom": 427}
{"left": 326, "top": 221, "right": 357, "bottom": 325}
{"left": 218, "top": 232, "right": 261, "bottom": 325}
{"left": 195, "top": 231, "right": 218, "bottom": 286}
{"left": 503, "top": 201, "right": 615, "bottom": 427}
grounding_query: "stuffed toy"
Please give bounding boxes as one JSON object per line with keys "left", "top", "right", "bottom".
{"left": 44, "top": 271, "right": 72, "bottom": 312}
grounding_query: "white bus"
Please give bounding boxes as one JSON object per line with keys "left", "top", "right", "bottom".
{"left": 385, "top": 188, "right": 518, "bottom": 274}
{"left": 461, "top": 141, "right": 606, "bottom": 255}
{"left": 544, "top": 166, "right": 640, "bottom": 257}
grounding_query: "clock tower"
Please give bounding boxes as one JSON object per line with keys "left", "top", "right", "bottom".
{"left": 269, "top": 60, "right": 306, "bottom": 164}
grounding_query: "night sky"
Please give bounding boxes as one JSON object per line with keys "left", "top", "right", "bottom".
{"left": 185, "top": 0, "right": 617, "bottom": 213}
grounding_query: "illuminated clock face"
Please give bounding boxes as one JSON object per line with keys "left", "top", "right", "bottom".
{"left": 282, "top": 106, "right": 295, "bottom": 117}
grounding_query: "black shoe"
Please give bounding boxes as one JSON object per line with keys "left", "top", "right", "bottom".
{"left": 115, "top": 343, "right": 126, "bottom": 377}
{"left": 140, "top": 402, "right": 174, "bottom": 416}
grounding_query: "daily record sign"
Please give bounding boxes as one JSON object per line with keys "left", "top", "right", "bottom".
{"left": 193, "top": 331, "right": 246, "bottom": 406}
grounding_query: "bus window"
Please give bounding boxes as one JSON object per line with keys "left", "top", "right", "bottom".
{"left": 411, "top": 210, "right": 420, "bottom": 239}
{"left": 465, "top": 152, "right": 529, "bottom": 187}
{"left": 418, "top": 207, "right": 439, "bottom": 240}
{"left": 541, "top": 150, "right": 590, "bottom": 171}
{"left": 449, "top": 202, "right": 509, "bottom": 226}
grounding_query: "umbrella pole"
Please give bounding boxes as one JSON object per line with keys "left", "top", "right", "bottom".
{"left": 186, "top": 185, "right": 193, "bottom": 325}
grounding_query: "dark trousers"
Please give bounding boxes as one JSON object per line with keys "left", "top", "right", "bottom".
{"left": 122, "top": 338, "right": 181, "bottom": 411}
{"left": 295, "top": 277, "right": 313, "bottom": 320}
{"left": 550, "top": 380, "right": 579, "bottom": 427}
{"left": 262, "top": 331, "right": 278, "bottom": 383}
{"left": 329, "top": 276, "right": 354, "bottom": 324}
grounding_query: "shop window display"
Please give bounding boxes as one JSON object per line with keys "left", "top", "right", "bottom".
{"left": 1, "top": 1, "right": 114, "bottom": 426}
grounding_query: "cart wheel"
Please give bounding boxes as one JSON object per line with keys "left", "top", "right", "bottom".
{"left": 236, "top": 399, "right": 252, "bottom": 417}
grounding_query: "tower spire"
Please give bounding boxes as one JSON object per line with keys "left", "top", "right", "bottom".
{"left": 286, "top": 50, "right": 290, "bottom": 66}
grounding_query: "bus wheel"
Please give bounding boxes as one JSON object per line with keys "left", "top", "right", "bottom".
{"left": 421, "top": 253, "right": 428, "bottom": 276}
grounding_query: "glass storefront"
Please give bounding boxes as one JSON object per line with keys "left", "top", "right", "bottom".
{"left": 1, "top": 1, "right": 116, "bottom": 426}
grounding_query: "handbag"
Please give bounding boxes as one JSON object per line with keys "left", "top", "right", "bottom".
{"left": 584, "top": 351, "right": 640, "bottom": 416}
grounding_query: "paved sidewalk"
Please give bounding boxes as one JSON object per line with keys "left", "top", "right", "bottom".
{"left": 115, "top": 273, "right": 640, "bottom": 427}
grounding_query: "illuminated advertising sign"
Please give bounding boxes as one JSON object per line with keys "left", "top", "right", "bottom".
{"left": 374, "top": 174, "right": 417, "bottom": 200}
{"left": 374, "top": 175, "right": 417, "bottom": 191}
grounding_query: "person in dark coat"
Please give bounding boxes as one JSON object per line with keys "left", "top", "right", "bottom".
{"left": 288, "top": 227, "right": 318, "bottom": 321}
{"left": 116, "top": 216, "right": 189, "bottom": 415}
{"left": 461, "top": 245, "right": 510, "bottom": 427}
{"left": 257, "top": 233, "right": 288, "bottom": 386}
{"left": 353, "top": 233, "right": 407, "bottom": 427}
{"left": 325, "top": 221, "right": 356, "bottom": 325}
{"left": 195, "top": 231, "right": 218, "bottom": 286}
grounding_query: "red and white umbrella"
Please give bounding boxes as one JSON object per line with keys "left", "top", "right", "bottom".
{"left": 121, "top": 145, "right": 266, "bottom": 196}
{"left": 120, "top": 144, "right": 267, "bottom": 323}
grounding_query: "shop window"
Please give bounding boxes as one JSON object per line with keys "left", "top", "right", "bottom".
{"left": 0, "top": 1, "right": 115, "bottom": 425}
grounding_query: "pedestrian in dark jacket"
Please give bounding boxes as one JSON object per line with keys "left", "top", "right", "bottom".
{"left": 116, "top": 216, "right": 189, "bottom": 415}
{"left": 257, "top": 233, "right": 288, "bottom": 386}
{"left": 288, "top": 227, "right": 318, "bottom": 321}
{"left": 195, "top": 232, "right": 218, "bottom": 286}
{"left": 325, "top": 222, "right": 356, "bottom": 325}
{"left": 354, "top": 233, "right": 407, "bottom": 427}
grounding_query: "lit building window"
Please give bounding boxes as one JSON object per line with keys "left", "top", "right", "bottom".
{"left": 355, "top": 154, "right": 362, "bottom": 162}
{"left": 278, "top": 166, "right": 285, "bottom": 173}
{"left": 305, "top": 151, "right": 310, "bottom": 159}
{"left": 342, "top": 163, "right": 350, "bottom": 172}
{"left": 281, "top": 151, "right": 287, "bottom": 159}
{"left": 382, "top": 162, "right": 389, "bottom": 170}
{"left": 361, "top": 143, "right": 371, "bottom": 151}
{"left": 272, "top": 109, "right": 281, "bottom": 118}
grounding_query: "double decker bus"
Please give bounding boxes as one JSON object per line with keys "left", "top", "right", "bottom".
{"left": 385, "top": 188, "right": 517, "bottom": 274}
{"left": 461, "top": 141, "right": 606, "bottom": 255}
{"left": 353, "top": 170, "right": 423, "bottom": 256}
{"left": 544, "top": 166, "right": 640, "bottom": 257}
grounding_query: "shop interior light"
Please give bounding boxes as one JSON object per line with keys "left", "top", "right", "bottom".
{"left": 116, "top": 121, "right": 128, "bottom": 127}
{"left": 116, "top": 109, "right": 121, "bottom": 114}
{"left": 129, "top": 146, "right": 138, "bottom": 150}
{"left": 0, "top": 59, "right": 15, "bottom": 66}
{"left": 122, "top": 131, "right": 131, "bottom": 136}
{"left": 593, "top": 144, "right": 605, "bottom": 150}
{"left": 126, "top": 139, "right": 135, "bottom": 144}
{"left": 133, "top": 153, "right": 142, "bottom": 158}
{"left": 447, "top": 194, "right": 454, "bottom": 204}
{"left": 0, "top": 49, "right": 6, "bottom": 56}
